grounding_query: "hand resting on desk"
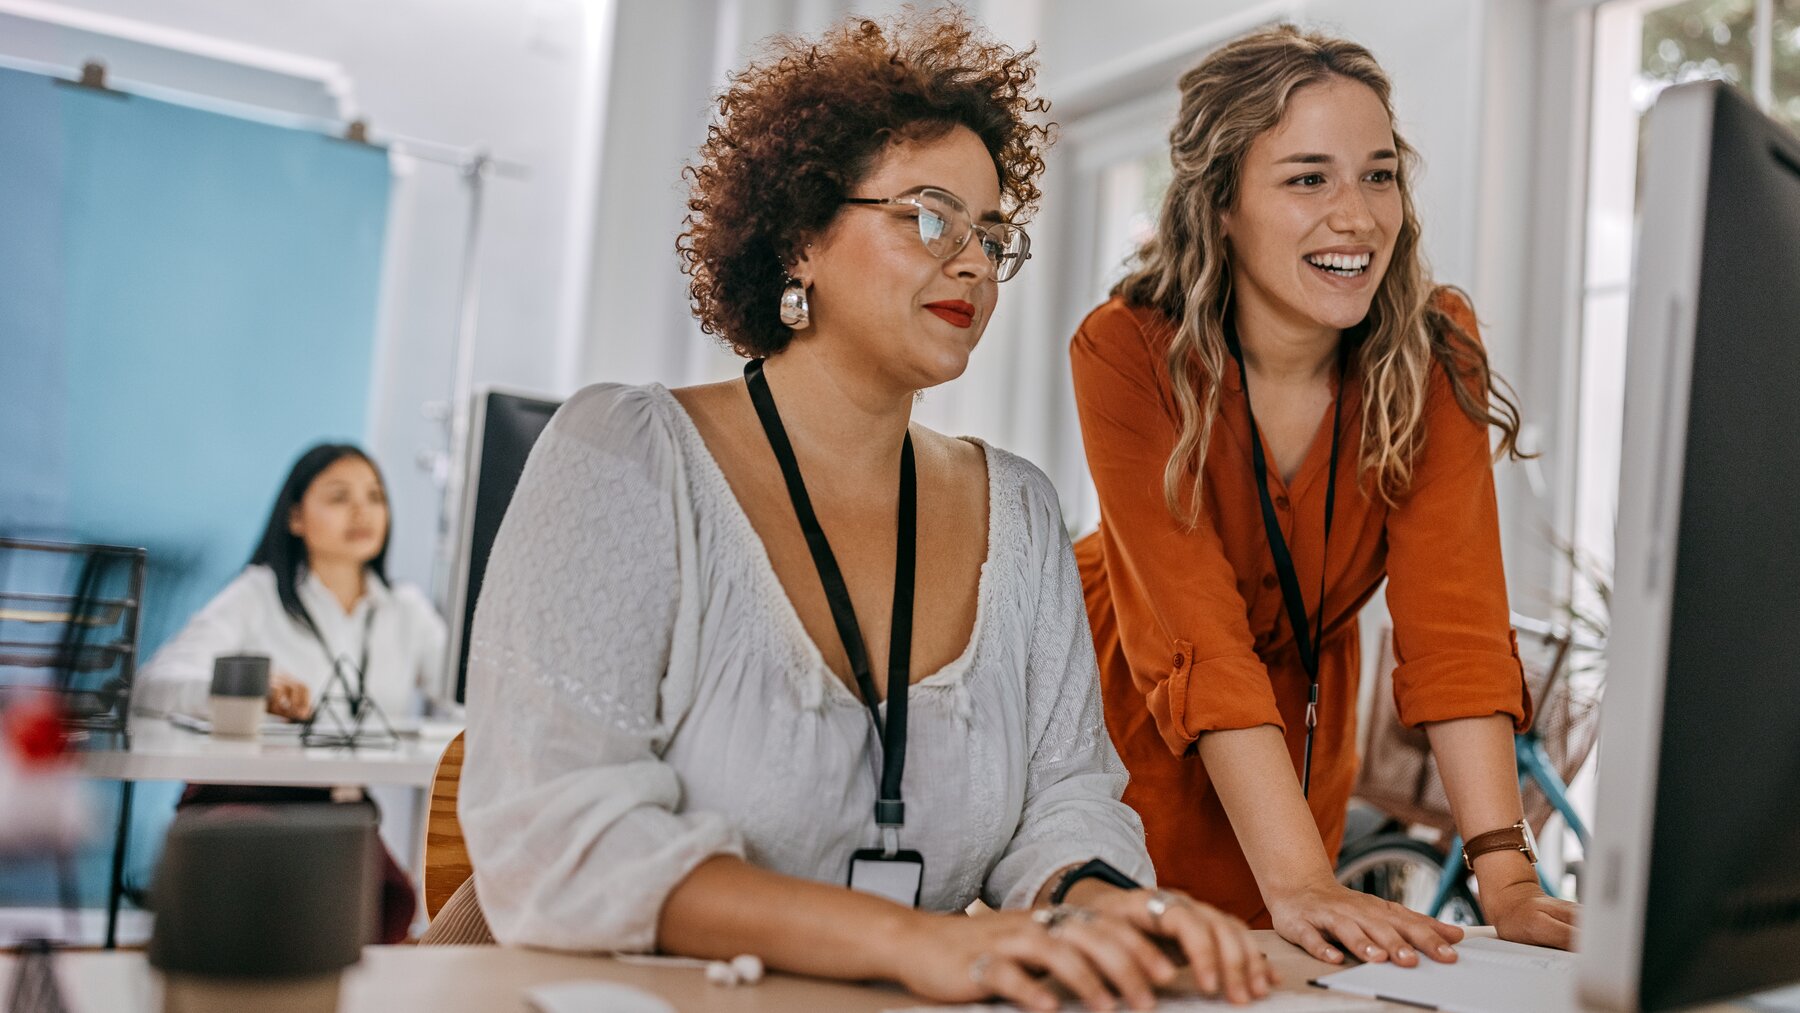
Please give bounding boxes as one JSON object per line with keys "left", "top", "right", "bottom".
{"left": 266, "top": 672, "right": 311, "bottom": 721}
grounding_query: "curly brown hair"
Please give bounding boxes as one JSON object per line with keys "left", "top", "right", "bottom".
{"left": 677, "top": 6, "right": 1050, "bottom": 358}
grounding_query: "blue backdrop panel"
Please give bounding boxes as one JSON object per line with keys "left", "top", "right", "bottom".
{"left": 0, "top": 65, "right": 390, "bottom": 657}
{"left": 0, "top": 66, "right": 391, "bottom": 911}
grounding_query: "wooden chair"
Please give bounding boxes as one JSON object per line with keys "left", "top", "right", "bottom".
{"left": 422, "top": 731, "right": 472, "bottom": 918}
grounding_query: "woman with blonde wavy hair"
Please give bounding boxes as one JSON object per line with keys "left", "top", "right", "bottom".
{"left": 1070, "top": 24, "right": 1578, "bottom": 967}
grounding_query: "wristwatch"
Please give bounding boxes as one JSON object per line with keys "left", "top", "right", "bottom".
{"left": 1461, "top": 819, "right": 1538, "bottom": 871}
{"left": 1048, "top": 858, "right": 1141, "bottom": 904}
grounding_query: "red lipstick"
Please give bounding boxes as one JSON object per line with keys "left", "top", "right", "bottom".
{"left": 924, "top": 300, "right": 976, "bottom": 329}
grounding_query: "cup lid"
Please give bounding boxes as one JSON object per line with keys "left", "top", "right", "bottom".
{"left": 210, "top": 654, "right": 270, "bottom": 698}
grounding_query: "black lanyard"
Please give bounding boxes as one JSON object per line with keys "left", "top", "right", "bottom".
{"left": 302, "top": 605, "right": 375, "bottom": 707}
{"left": 745, "top": 360, "right": 915, "bottom": 854}
{"left": 1229, "top": 339, "right": 1343, "bottom": 798}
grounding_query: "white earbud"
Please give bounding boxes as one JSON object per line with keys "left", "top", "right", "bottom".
{"left": 704, "top": 954, "right": 764, "bottom": 987}
{"left": 730, "top": 954, "right": 764, "bottom": 984}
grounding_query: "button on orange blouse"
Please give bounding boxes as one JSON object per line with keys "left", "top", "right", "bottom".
{"left": 1070, "top": 293, "right": 1532, "bottom": 926}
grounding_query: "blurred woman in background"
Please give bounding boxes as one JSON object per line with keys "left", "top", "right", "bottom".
{"left": 138, "top": 442, "right": 444, "bottom": 723}
{"left": 137, "top": 442, "right": 445, "bottom": 943}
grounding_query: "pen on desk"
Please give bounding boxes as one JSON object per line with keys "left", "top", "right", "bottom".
{"left": 1306, "top": 979, "right": 1440, "bottom": 1010}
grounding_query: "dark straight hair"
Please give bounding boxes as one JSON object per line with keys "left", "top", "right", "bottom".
{"left": 248, "top": 443, "right": 390, "bottom": 632}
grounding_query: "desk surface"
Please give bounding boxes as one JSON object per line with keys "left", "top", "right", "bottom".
{"left": 73, "top": 716, "right": 458, "bottom": 787}
{"left": 0, "top": 934, "right": 1764, "bottom": 1013}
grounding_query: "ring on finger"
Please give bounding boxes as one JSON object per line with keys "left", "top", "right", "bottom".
{"left": 1144, "top": 890, "right": 1181, "bottom": 931}
{"left": 969, "top": 954, "right": 991, "bottom": 988}
{"left": 1032, "top": 903, "right": 1095, "bottom": 934}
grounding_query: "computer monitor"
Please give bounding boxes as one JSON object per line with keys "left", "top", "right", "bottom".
{"left": 440, "top": 388, "right": 561, "bottom": 705}
{"left": 1581, "top": 81, "right": 1800, "bottom": 1010}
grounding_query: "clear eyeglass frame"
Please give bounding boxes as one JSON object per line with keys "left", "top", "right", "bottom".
{"left": 841, "top": 186, "right": 1032, "bottom": 282}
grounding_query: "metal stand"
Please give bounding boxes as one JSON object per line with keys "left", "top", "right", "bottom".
{"left": 4, "top": 938, "right": 71, "bottom": 1013}
{"left": 102, "top": 781, "right": 133, "bottom": 950}
{"left": 299, "top": 662, "right": 397, "bottom": 750}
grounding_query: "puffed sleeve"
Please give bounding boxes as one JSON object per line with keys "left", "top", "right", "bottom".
{"left": 460, "top": 384, "right": 744, "bottom": 952}
{"left": 1071, "top": 301, "right": 1283, "bottom": 757}
{"left": 1383, "top": 294, "right": 1533, "bottom": 730}
{"left": 133, "top": 569, "right": 264, "bottom": 717}
{"left": 983, "top": 460, "right": 1155, "bottom": 909}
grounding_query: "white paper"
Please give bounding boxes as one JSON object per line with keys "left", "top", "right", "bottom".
{"left": 886, "top": 992, "right": 1384, "bottom": 1012}
{"left": 525, "top": 981, "right": 676, "bottom": 1013}
{"left": 1310, "top": 937, "right": 1581, "bottom": 1013}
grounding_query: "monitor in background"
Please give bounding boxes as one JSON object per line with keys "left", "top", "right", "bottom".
{"left": 1582, "top": 81, "right": 1800, "bottom": 1010}
{"left": 441, "top": 389, "right": 561, "bottom": 706}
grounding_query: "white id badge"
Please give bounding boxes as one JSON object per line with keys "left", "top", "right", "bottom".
{"left": 847, "top": 848, "right": 925, "bottom": 908}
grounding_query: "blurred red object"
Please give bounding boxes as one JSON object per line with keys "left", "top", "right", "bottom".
{"left": 3, "top": 692, "right": 71, "bottom": 764}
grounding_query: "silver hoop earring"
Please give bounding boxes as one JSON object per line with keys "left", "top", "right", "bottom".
{"left": 778, "top": 277, "right": 810, "bottom": 330}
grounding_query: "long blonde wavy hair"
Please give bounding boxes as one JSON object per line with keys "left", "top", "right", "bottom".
{"left": 1114, "top": 25, "right": 1527, "bottom": 524}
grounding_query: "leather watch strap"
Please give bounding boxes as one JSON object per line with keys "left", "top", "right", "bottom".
{"left": 1462, "top": 821, "right": 1536, "bottom": 871}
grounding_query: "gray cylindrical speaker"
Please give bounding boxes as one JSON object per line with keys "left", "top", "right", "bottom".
{"left": 149, "top": 805, "right": 378, "bottom": 1013}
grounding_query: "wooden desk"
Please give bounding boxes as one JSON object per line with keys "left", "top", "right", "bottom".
{"left": 0, "top": 933, "right": 1767, "bottom": 1012}
{"left": 1, "top": 933, "right": 1377, "bottom": 1012}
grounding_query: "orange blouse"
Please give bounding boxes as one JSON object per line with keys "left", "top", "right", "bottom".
{"left": 1070, "top": 293, "right": 1532, "bottom": 926}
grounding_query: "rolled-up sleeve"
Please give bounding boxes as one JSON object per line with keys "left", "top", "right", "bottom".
{"left": 1071, "top": 304, "right": 1282, "bottom": 756}
{"left": 984, "top": 467, "right": 1154, "bottom": 909}
{"left": 461, "top": 384, "right": 743, "bottom": 953}
{"left": 1383, "top": 298, "right": 1533, "bottom": 731}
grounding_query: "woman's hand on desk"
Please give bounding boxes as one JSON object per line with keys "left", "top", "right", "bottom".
{"left": 266, "top": 673, "right": 312, "bottom": 720}
{"left": 1078, "top": 885, "right": 1276, "bottom": 1004}
{"left": 894, "top": 887, "right": 1270, "bottom": 1011}
{"left": 1482, "top": 879, "right": 1578, "bottom": 950}
{"left": 1266, "top": 878, "right": 1465, "bottom": 967}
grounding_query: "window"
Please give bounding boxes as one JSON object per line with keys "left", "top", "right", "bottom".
{"left": 1573, "top": 0, "right": 1800, "bottom": 589}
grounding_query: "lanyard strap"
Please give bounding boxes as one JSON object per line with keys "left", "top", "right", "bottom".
{"left": 744, "top": 360, "right": 915, "bottom": 848}
{"left": 302, "top": 606, "right": 376, "bottom": 705}
{"left": 1230, "top": 340, "right": 1343, "bottom": 797}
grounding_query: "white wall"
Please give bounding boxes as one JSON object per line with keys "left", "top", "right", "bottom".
{"left": 5, "top": 0, "right": 1571, "bottom": 616}
{"left": 1, "top": 0, "right": 612, "bottom": 594}
{"left": 571, "top": 0, "right": 1566, "bottom": 609}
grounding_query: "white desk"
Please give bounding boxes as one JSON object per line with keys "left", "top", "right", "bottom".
{"left": 76, "top": 716, "right": 457, "bottom": 788}
{"left": 73, "top": 716, "right": 462, "bottom": 948}
{"left": 0, "top": 935, "right": 1769, "bottom": 1013}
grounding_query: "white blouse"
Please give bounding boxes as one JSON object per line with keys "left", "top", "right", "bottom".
{"left": 135, "top": 564, "right": 446, "bottom": 721}
{"left": 460, "top": 383, "right": 1152, "bottom": 953}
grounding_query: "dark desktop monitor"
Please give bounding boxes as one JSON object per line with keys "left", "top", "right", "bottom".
{"left": 441, "top": 388, "right": 561, "bottom": 705}
{"left": 1581, "top": 82, "right": 1800, "bottom": 1010}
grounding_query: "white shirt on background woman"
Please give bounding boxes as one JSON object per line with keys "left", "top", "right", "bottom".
{"left": 135, "top": 564, "right": 446, "bottom": 722}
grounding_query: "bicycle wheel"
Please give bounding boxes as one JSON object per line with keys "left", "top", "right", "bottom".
{"left": 1335, "top": 833, "right": 1484, "bottom": 926}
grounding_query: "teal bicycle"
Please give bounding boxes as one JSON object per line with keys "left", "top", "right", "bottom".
{"left": 1335, "top": 614, "right": 1603, "bottom": 923}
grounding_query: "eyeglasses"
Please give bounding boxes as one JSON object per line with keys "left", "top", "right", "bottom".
{"left": 841, "top": 186, "right": 1032, "bottom": 283}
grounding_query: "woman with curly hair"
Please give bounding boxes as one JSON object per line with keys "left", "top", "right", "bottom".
{"left": 456, "top": 9, "right": 1271, "bottom": 1009}
{"left": 1071, "top": 24, "right": 1578, "bottom": 970}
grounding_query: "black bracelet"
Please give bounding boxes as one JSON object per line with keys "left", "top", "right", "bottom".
{"left": 1048, "top": 857, "right": 1141, "bottom": 905}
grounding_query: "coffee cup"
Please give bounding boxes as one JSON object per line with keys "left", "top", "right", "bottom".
{"left": 209, "top": 655, "right": 271, "bottom": 737}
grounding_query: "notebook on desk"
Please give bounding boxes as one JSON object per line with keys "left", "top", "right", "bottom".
{"left": 1309, "top": 937, "right": 1580, "bottom": 1013}
{"left": 165, "top": 712, "right": 429, "bottom": 738}
{"left": 167, "top": 712, "right": 306, "bottom": 737}
{"left": 887, "top": 993, "right": 1384, "bottom": 1011}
